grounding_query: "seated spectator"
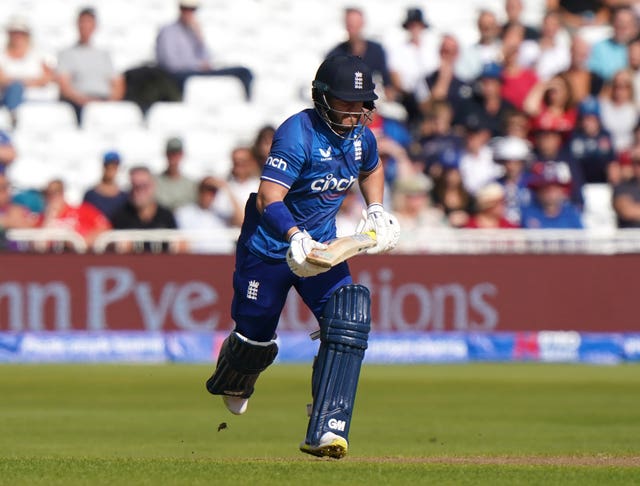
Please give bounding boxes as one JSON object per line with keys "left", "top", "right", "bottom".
{"left": 612, "top": 155, "right": 640, "bottom": 227}
{"left": 0, "top": 16, "right": 55, "bottom": 123}
{"left": 155, "top": 137, "right": 197, "bottom": 211}
{"left": 569, "top": 96, "right": 620, "bottom": 184}
{"left": 500, "top": 25, "right": 539, "bottom": 111}
{"left": 520, "top": 161, "right": 583, "bottom": 228}
{"left": 369, "top": 110, "right": 415, "bottom": 189}
{"left": 386, "top": 7, "right": 439, "bottom": 124}
{"left": 211, "top": 146, "right": 258, "bottom": 227}
{"left": 465, "top": 182, "right": 519, "bottom": 228}
{"left": 417, "top": 34, "right": 472, "bottom": 126}
{"left": 549, "top": 0, "right": 609, "bottom": 32}
{"left": 431, "top": 150, "right": 475, "bottom": 228}
{"left": 326, "top": 7, "right": 394, "bottom": 100}
{"left": 56, "top": 7, "right": 125, "bottom": 123}
{"left": 463, "top": 62, "right": 514, "bottom": 137}
{"left": 534, "top": 9, "right": 571, "bottom": 81}
{"left": 524, "top": 73, "right": 577, "bottom": 134}
{"left": 531, "top": 118, "right": 586, "bottom": 207}
{"left": 628, "top": 35, "right": 640, "bottom": 107}
{"left": 503, "top": 109, "right": 531, "bottom": 139}
{"left": 393, "top": 173, "right": 448, "bottom": 232}
{"left": 155, "top": 0, "right": 253, "bottom": 99}
{"left": 561, "top": 34, "right": 605, "bottom": 104}
{"left": 494, "top": 136, "right": 533, "bottom": 225}
{"left": 335, "top": 186, "right": 366, "bottom": 237}
{"left": 250, "top": 124, "right": 275, "bottom": 168}
{"left": 457, "top": 9, "right": 503, "bottom": 82}
{"left": 0, "top": 130, "right": 16, "bottom": 172}
{"left": 0, "top": 172, "right": 37, "bottom": 229}
{"left": 459, "top": 113, "right": 502, "bottom": 195}
{"left": 587, "top": 6, "right": 637, "bottom": 81}
{"left": 38, "top": 179, "right": 111, "bottom": 248}
{"left": 502, "top": 0, "right": 540, "bottom": 41}
{"left": 83, "top": 150, "right": 128, "bottom": 220}
{"left": 599, "top": 68, "right": 638, "bottom": 155}
{"left": 112, "top": 166, "right": 177, "bottom": 231}
{"left": 175, "top": 176, "right": 238, "bottom": 253}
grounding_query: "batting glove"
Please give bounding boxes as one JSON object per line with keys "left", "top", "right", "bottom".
{"left": 356, "top": 203, "right": 400, "bottom": 254}
{"left": 286, "top": 230, "right": 330, "bottom": 277}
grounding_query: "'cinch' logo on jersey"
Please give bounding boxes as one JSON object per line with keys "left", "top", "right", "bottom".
{"left": 310, "top": 173, "right": 357, "bottom": 192}
{"left": 265, "top": 156, "right": 287, "bottom": 171}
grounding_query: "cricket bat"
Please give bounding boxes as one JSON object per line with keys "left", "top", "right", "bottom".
{"left": 305, "top": 232, "right": 376, "bottom": 268}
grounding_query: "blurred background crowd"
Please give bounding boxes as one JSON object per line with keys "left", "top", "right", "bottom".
{"left": 2, "top": 0, "right": 640, "bottom": 253}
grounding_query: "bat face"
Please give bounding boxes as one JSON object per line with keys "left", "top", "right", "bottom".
{"left": 306, "top": 233, "right": 376, "bottom": 268}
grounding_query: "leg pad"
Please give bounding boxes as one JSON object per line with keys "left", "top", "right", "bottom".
{"left": 205, "top": 332, "right": 278, "bottom": 399}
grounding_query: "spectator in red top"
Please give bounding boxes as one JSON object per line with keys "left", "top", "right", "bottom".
{"left": 500, "top": 24, "right": 538, "bottom": 110}
{"left": 38, "top": 179, "right": 111, "bottom": 248}
{"left": 465, "top": 182, "right": 519, "bottom": 228}
{"left": 524, "top": 73, "right": 577, "bottom": 135}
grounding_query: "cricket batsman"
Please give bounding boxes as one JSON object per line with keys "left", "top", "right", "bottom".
{"left": 205, "top": 54, "right": 400, "bottom": 458}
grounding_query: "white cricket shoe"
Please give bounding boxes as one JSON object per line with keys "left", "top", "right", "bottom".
{"left": 222, "top": 396, "right": 248, "bottom": 415}
{"left": 300, "top": 432, "right": 348, "bottom": 459}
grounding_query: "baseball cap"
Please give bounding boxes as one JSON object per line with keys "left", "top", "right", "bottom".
{"left": 394, "top": 173, "right": 433, "bottom": 195}
{"left": 402, "top": 8, "right": 429, "bottom": 29}
{"left": 493, "top": 136, "right": 531, "bottom": 162}
{"left": 527, "top": 161, "right": 572, "bottom": 190}
{"left": 166, "top": 137, "right": 183, "bottom": 152}
{"left": 103, "top": 150, "right": 121, "bottom": 165}
{"left": 479, "top": 62, "right": 502, "bottom": 81}
{"left": 179, "top": 0, "right": 200, "bottom": 9}
{"left": 578, "top": 96, "right": 600, "bottom": 118}
{"left": 475, "top": 183, "right": 505, "bottom": 210}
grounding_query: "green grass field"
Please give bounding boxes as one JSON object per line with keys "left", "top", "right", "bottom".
{"left": 1, "top": 363, "right": 639, "bottom": 485}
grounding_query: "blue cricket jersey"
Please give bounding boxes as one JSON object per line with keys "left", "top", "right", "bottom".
{"left": 244, "top": 108, "right": 379, "bottom": 261}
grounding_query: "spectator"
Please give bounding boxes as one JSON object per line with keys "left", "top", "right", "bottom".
{"left": 500, "top": 24, "right": 539, "bottom": 111}
{"left": 503, "top": 109, "right": 532, "bottom": 139}
{"left": 155, "top": 137, "right": 197, "bottom": 211}
{"left": 502, "top": 0, "right": 540, "bottom": 41}
{"left": 494, "top": 136, "right": 533, "bottom": 225}
{"left": 415, "top": 100, "right": 464, "bottom": 179}
{"left": 457, "top": 9, "right": 503, "bottom": 82}
{"left": 599, "top": 68, "right": 638, "bottom": 155}
{"left": 463, "top": 62, "right": 514, "bottom": 137}
{"left": 175, "top": 176, "right": 238, "bottom": 253}
{"left": 83, "top": 150, "right": 128, "bottom": 221}
{"left": 524, "top": 73, "right": 577, "bottom": 134}
{"left": 587, "top": 6, "right": 638, "bottom": 80}
{"left": 431, "top": 150, "right": 475, "bottom": 228}
{"left": 549, "top": 0, "right": 609, "bottom": 32}
{"left": 417, "top": 34, "right": 472, "bottom": 126}
{"left": 531, "top": 119, "right": 585, "bottom": 207}
{"left": 250, "top": 124, "right": 275, "bottom": 168}
{"left": 459, "top": 113, "right": 502, "bottom": 195}
{"left": 111, "top": 166, "right": 177, "bottom": 231}
{"left": 0, "top": 16, "right": 55, "bottom": 124}
{"left": 0, "top": 130, "right": 16, "bottom": 172}
{"left": 561, "top": 34, "right": 605, "bottom": 104}
{"left": 0, "top": 172, "right": 37, "bottom": 229}
{"left": 520, "top": 161, "right": 583, "bottom": 228}
{"left": 38, "top": 179, "right": 112, "bottom": 247}
{"left": 326, "top": 7, "right": 394, "bottom": 100}
{"left": 612, "top": 155, "right": 640, "bottom": 227}
{"left": 57, "top": 7, "right": 125, "bottom": 123}
{"left": 628, "top": 35, "right": 640, "bottom": 106}
{"left": 155, "top": 0, "right": 253, "bottom": 100}
{"left": 393, "top": 173, "right": 447, "bottom": 233}
{"left": 534, "top": 10, "right": 571, "bottom": 81}
{"left": 465, "top": 182, "right": 519, "bottom": 228}
{"left": 569, "top": 96, "right": 620, "bottom": 184}
{"left": 387, "top": 7, "right": 439, "bottom": 124}
{"left": 211, "top": 146, "right": 259, "bottom": 227}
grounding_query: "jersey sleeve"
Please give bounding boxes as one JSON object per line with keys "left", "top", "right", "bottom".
{"left": 260, "top": 114, "right": 309, "bottom": 189}
{"left": 359, "top": 128, "right": 380, "bottom": 175}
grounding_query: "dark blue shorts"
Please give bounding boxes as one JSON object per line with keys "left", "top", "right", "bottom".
{"left": 230, "top": 244, "right": 352, "bottom": 341}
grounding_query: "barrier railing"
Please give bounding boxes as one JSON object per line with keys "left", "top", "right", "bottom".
{"left": 7, "top": 227, "right": 640, "bottom": 255}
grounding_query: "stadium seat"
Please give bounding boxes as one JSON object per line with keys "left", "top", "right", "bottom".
{"left": 15, "top": 102, "right": 77, "bottom": 132}
{"left": 81, "top": 101, "right": 145, "bottom": 134}
{"left": 582, "top": 183, "right": 617, "bottom": 231}
{"left": 146, "top": 102, "right": 206, "bottom": 136}
{"left": 183, "top": 76, "right": 247, "bottom": 110}
{"left": 113, "top": 129, "right": 165, "bottom": 173}
{"left": 181, "top": 130, "right": 236, "bottom": 179}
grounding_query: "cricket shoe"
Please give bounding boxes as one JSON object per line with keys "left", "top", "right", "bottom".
{"left": 222, "top": 395, "right": 248, "bottom": 415}
{"left": 299, "top": 432, "right": 348, "bottom": 459}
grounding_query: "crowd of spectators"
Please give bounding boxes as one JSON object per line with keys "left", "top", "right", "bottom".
{"left": 3, "top": 0, "right": 640, "bottom": 253}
